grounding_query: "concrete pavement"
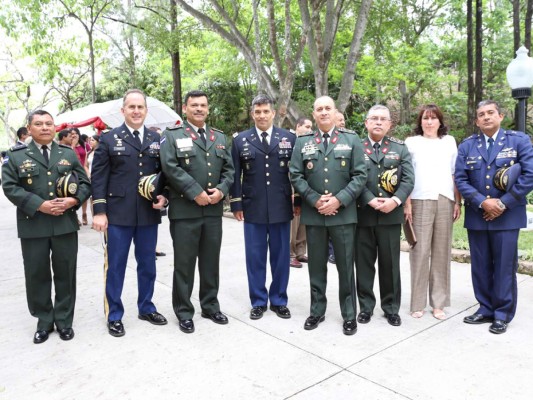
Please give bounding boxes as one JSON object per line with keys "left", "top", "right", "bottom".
{"left": 0, "top": 191, "right": 532, "bottom": 400}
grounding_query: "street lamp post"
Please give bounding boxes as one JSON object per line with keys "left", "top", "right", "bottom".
{"left": 506, "top": 46, "right": 533, "bottom": 133}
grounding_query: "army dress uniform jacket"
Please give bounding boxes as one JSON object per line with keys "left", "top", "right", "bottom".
{"left": 357, "top": 136, "right": 415, "bottom": 227}
{"left": 91, "top": 124, "right": 164, "bottom": 226}
{"left": 290, "top": 128, "right": 367, "bottom": 226}
{"left": 160, "top": 122, "right": 234, "bottom": 219}
{"left": 2, "top": 140, "right": 91, "bottom": 238}
{"left": 455, "top": 129, "right": 533, "bottom": 231}
{"left": 230, "top": 127, "right": 295, "bottom": 224}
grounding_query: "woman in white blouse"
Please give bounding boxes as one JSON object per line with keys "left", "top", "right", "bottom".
{"left": 404, "top": 104, "right": 462, "bottom": 320}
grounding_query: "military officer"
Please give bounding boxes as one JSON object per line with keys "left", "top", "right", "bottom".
{"left": 455, "top": 100, "right": 533, "bottom": 334}
{"left": 355, "top": 105, "right": 414, "bottom": 327}
{"left": 2, "top": 110, "right": 91, "bottom": 344}
{"left": 160, "top": 90, "right": 234, "bottom": 334}
{"left": 290, "top": 96, "right": 367, "bottom": 335}
{"left": 91, "top": 89, "right": 168, "bottom": 338}
{"left": 230, "top": 94, "right": 295, "bottom": 320}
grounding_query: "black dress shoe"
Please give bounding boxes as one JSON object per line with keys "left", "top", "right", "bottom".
{"left": 463, "top": 313, "right": 493, "bottom": 324}
{"left": 250, "top": 306, "right": 267, "bottom": 320}
{"left": 343, "top": 319, "right": 358, "bottom": 335}
{"left": 138, "top": 311, "right": 168, "bottom": 325}
{"left": 108, "top": 320, "right": 125, "bottom": 337}
{"left": 296, "top": 255, "right": 308, "bottom": 263}
{"left": 489, "top": 320, "right": 508, "bottom": 334}
{"left": 178, "top": 319, "right": 195, "bottom": 333}
{"left": 357, "top": 312, "right": 372, "bottom": 324}
{"left": 201, "top": 311, "right": 229, "bottom": 325}
{"left": 304, "top": 315, "right": 325, "bottom": 330}
{"left": 155, "top": 251, "right": 166, "bottom": 257}
{"left": 58, "top": 327, "right": 75, "bottom": 341}
{"left": 385, "top": 313, "right": 402, "bottom": 326}
{"left": 33, "top": 329, "right": 53, "bottom": 344}
{"left": 270, "top": 305, "right": 291, "bottom": 319}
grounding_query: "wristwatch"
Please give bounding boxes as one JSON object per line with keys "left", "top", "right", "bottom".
{"left": 497, "top": 200, "right": 506, "bottom": 210}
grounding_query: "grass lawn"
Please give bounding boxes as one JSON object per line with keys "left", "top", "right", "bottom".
{"left": 452, "top": 205, "right": 533, "bottom": 260}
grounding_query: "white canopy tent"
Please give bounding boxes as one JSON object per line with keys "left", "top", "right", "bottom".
{"left": 54, "top": 96, "right": 182, "bottom": 131}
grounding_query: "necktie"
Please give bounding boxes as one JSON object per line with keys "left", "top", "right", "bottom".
{"left": 323, "top": 133, "right": 329, "bottom": 150}
{"left": 373, "top": 142, "right": 380, "bottom": 157}
{"left": 261, "top": 131, "right": 269, "bottom": 153}
{"left": 133, "top": 130, "right": 142, "bottom": 148}
{"left": 487, "top": 137, "right": 494, "bottom": 157}
{"left": 42, "top": 144, "right": 49, "bottom": 165}
{"left": 198, "top": 128, "right": 207, "bottom": 146}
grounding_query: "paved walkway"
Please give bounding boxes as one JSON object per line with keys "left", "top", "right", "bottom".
{"left": 0, "top": 191, "right": 532, "bottom": 400}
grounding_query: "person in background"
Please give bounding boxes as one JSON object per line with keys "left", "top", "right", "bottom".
{"left": 290, "top": 117, "right": 312, "bottom": 268}
{"left": 455, "top": 100, "right": 533, "bottom": 334}
{"left": 404, "top": 104, "right": 462, "bottom": 321}
{"left": 57, "top": 130, "right": 72, "bottom": 146}
{"left": 2, "top": 110, "right": 91, "bottom": 344}
{"left": 70, "top": 128, "right": 89, "bottom": 225}
{"left": 16, "top": 127, "right": 30, "bottom": 145}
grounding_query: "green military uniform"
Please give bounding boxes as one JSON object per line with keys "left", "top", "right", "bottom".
{"left": 290, "top": 128, "right": 367, "bottom": 320}
{"left": 356, "top": 136, "right": 414, "bottom": 315}
{"left": 160, "top": 121, "right": 234, "bottom": 320}
{"left": 1, "top": 140, "right": 90, "bottom": 331}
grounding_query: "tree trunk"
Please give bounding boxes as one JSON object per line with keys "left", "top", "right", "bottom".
{"left": 88, "top": 32, "right": 96, "bottom": 103}
{"left": 526, "top": 0, "right": 533, "bottom": 51}
{"left": 466, "top": 0, "right": 475, "bottom": 135}
{"left": 398, "top": 80, "right": 409, "bottom": 125}
{"left": 474, "top": 0, "right": 483, "bottom": 108}
{"left": 170, "top": 0, "right": 182, "bottom": 114}
{"left": 513, "top": 0, "right": 520, "bottom": 51}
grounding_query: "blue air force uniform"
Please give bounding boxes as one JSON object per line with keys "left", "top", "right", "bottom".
{"left": 230, "top": 127, "right": 295, "bottom": 308}
{"left": 91, "top": 124, "right": 164, "bottom": 322}
{"left": 455, "top": 129, "right": 533, "bottom": 322}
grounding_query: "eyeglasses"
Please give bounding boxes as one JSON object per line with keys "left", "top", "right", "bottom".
{"left": 367, "top": 116, "right": 390, "bottom": 122}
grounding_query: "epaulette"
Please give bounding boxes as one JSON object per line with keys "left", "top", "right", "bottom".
{"left": 388, "top": 136, "right": 404, "bottom": 145}
{"left": 59, "top": 143, "right": 73, "bottom": 149}
{"left": 232, "top": 132, "right": 240, "bottom": 138}
{"left": 211, "top": 127, "right": 224, "bottom": 134}
{"left": 462, "top": 134, "right": 478, "bottom": 142}
{"left": 337, "top": 128, "right": 357, "bottom": 135}
{"left": 9, "top": 143, "right": 27, "bottom": 151}
{"left": 167, "top": 120, "right": 184, "bottom": 130}
{"left": 300, "top": 132, "right": 314, "bottom": 137}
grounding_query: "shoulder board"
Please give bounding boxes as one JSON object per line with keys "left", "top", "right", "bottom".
{"left": 337, "top": 128, "right": 357, "bottom": 135}
{"left": 232, "top": 132, "right": 240, "bottom": 138}
{"left": 463, "top": 134, "right": 478, "bottom": 142}
{"left": 388, "top": 136, "right": 404, "bottom": 145}
{"left": 9, "top": 143, "right": 27, "bottom": 151}
{"left": 211, "top": 127, "right": 224, "bottom": 134}
{"left": 59, "top": 143, "right": 73, "bottom": 149}
{"left": 505, "top": 129, "right": 528, "bottom": 138}
{"left": 300, "top": 132, "right": 314, "bottom": 137}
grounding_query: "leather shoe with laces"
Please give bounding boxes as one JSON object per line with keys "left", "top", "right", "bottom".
{"left": 201, "top": 311, "right": 229, "bottom": 325}
{"left": 343, "top": 319, "right": 358, "bottom": 335}
{"left": 250, "top": 306, "right": 267, "bottom": 320}
{"left": 386, "top": 313, "right": 402, "bottom": 326}
{"left": 463, "top": 313, "right": 493, "bottom": 324}
{"left": 33, "top": 328, "right": 53, "bottom": 344}
{"left": 58, "top": 327, "right": 75, "bottom": 341}
{"left": 270, "top": 305, "right": 291, "bottom": 319}
{"left": 108, "top": 320, "right": 125, "bottom": 337}
{"left": 357, "top": 312, "right": 372, "bottom": 324}
{"left": 304, "top": 315, "right": 325, "bottom": 330}
{"left": 489, "top": 320, "right": 508, "bottom": 334}
{"left": 179, "top": 319, "right": 195, "bottom": 333}
{"left": 138, "top": 311, "right": 168, "bottom": 325}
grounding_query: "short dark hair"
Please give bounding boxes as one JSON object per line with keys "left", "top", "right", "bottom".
{"left": 123, "top": 89, "right": 147, "bottom": 106}
{"left": 16, "top": 127, "right": 28, "bottom": 139}
{"left": 57, "top": 129, "right": 71, "bottom": 141}
{"left": 69, "top": 127, "right": 80, "bottom": 136}
{"left": 184, "top": 90, "right": 208, "bottom": 106}
{"left": 251, "top": 94, "right": 274, "bottom": 111}
{"left": 28, "top": 110, "right": 53, "bottom": 125}
{"left": 296, "top": 117, "right": 310, "bottom": 127}
{"left": 476, "top": 100, "right": 502, "bottom": 114}
{"left": 413, "top": 104, "right": 448, "bottom": 138}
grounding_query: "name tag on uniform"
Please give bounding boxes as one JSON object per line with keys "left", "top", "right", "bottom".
{"left": 177, "top": 138, "right": 193, "bottom": 150}
{"left": 334, "top": 144, "right": 351, "bottom": 151}
{"left": 113, "top": 147, "right": 126, "bottom": 151}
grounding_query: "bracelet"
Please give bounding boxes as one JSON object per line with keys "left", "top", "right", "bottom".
{"left": 455, "top": 201, "right": 463, "bottom": 206}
